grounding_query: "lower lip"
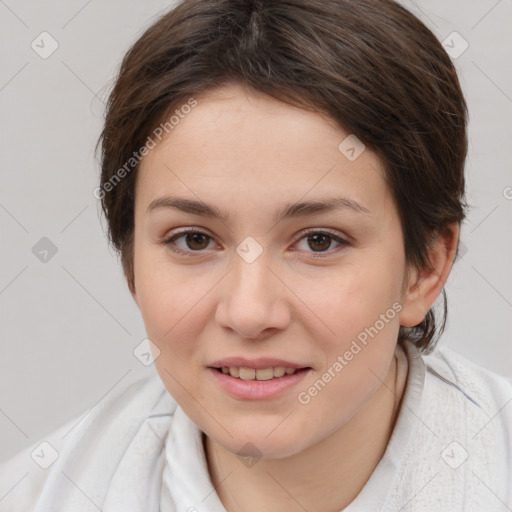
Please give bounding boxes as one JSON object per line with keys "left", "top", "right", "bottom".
{"left": 207, "top": 367, "right": 312, "bottom": 400}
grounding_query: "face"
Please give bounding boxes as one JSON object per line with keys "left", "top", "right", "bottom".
{"left": 131, "top": 82, "right": 412, "bottom": 459}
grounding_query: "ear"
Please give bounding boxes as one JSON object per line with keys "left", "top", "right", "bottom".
{"left": 399, "top": 223, "right": 459, "bottom": 328}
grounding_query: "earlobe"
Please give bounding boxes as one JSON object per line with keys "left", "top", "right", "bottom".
{"left": 399, "top": 223, "right": 459, "bottom": 328}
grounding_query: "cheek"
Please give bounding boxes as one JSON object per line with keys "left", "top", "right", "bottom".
{"left": 308, "top": 257, "right": 403, "bottom": 348}
{"left": 300, "top": 259, "right": 402, "bottom": 414}
{"left": 138, "top": 281, "right": 201, "bottom": 354}
{"left": 134, "top": 245, "right": 201, "bottom": 333}
{"left": 300, "top": 270, "right": 401, "bottom": 409}
{"left": 134, "top": 265, "right": 189, "bottom": 371}
{"left": 135, "top": 266, "right": 207, "bottom": 401}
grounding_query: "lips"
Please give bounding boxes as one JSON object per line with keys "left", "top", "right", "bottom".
{"left": 207, "top": 365, "right": 312, "bottom": 399}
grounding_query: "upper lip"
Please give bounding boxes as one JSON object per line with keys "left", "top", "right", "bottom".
{"left": 208, "top": 357, "right": 311, "bottom": 370}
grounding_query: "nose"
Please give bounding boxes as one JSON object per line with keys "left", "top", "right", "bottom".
{"left": 215, "top": 250, "right": 291, "bottom": 340}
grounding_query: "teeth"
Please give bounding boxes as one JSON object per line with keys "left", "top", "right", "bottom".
{"left": 239, "top": 367, "right": 255, "bottom": 380}
{"left": 273, "top": 366, "right": 286, "bottom": 378}
{"left": 220, "top": 366, "right": 299, "bottom": 380}
{"left": 255, "top": 368, "right": 274, "bottom": 381}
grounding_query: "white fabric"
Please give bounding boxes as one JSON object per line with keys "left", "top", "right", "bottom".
{"left": 1, "top": 341, "right": 511, "bottom": 511}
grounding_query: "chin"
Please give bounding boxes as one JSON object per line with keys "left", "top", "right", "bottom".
{"left": 213, "top": 426, "right": 309, "bottom": 461}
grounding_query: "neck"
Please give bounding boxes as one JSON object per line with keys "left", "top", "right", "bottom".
{"left": 204, "top": 345, "right": 407, "bottom": 512}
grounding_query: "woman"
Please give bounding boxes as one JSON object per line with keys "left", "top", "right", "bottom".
{"left": 1, "top": 0, "right": 511, "bottom": 510}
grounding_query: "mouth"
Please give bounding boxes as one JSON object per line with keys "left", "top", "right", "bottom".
{"left": 210, "top": 366, "right": 312, "bottom": 381}
{"left": 207, "top": 365, "right": 313, "bottom": 400}
{"left": 210, "top": 366, "right": 311, "bottom": 380}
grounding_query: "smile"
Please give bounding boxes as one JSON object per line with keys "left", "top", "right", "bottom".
{"left": 208, "top": 367, "right": 312, "bottom": 400}
{"left": 216, "top": 366, "right": 300, "bottom": 380}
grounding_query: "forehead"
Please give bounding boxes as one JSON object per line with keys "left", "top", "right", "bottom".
{"left": 135, "top": 83, "right": 394, "bottom": 223}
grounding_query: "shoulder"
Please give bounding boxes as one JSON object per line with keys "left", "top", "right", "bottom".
{"left": 393, "top": 343, "right": 512, "bottom": 509}
{"left": 422, "top": 343, "right": 512, "bottom": 415}
{"left": 419, "top": 342, "right": 512, "bottom": 451}
{"left": 0, "top": 373, "right": 175, "bottom": 511}
{"left": 382, "top": 343, "right": 512, "bottom": 510}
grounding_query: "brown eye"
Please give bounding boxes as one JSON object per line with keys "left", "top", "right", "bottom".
{"left": 306, "top": 233, "right": 332, "bottom": 252}
{"left": 163, "top": 229, "right": 214, "bottom": 256}
{"left": 183, "top": 232, "right": 210, "bottom": 250}
{"left": 294, "top": 230, "right": 349, "bottom": 258}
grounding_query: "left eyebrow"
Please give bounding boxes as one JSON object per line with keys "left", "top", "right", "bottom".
{"left": 274, "top": 196, "right": 371, "bottom": 223}
{"left": 146, "top": 195, "right": 371, "bottom": 223}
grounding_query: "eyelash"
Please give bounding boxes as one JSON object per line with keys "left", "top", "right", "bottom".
{"left": 161, "top": 227, "right": 350, "bottom": 259}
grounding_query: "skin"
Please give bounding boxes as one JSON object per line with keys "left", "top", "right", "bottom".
{"left": 131, "top": 82, "right": 459, "bottom": 511}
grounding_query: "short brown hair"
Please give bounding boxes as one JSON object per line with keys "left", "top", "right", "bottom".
{"left": 96, "top": 0, "right": 468, "bottom": 352}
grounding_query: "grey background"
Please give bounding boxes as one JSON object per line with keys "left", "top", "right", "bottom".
{"left": 0, "top": 0, "right": 511, "bottom": 463}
